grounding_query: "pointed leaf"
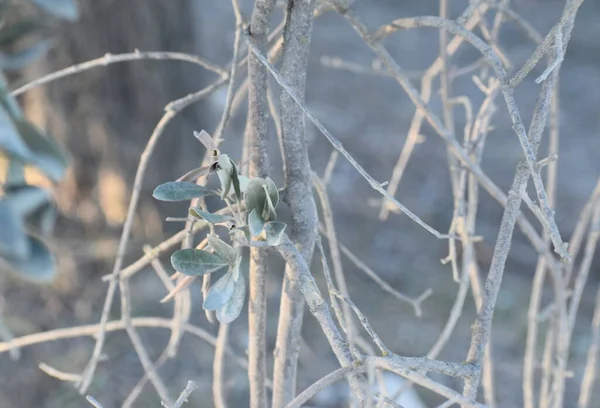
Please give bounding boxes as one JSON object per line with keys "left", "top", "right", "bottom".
{"left": 264, "top": 177, "right": 279, "bottom": 208}
{"left": 228, "top": 175, "right": 249, "bottom": 199}
{"left": 32, "top": 0, "right": 79, "bottom": 21}
{"left": 248, "top": 208, "right": 265, "bottom": 236}
{"left": 176, "top": 166, "right": 209, "bottom": 182}
{"left": 153, "top": 181, "right": 215, "bottom": 201}
{"left": 0, "top": 40, "right": 53, "bottom": 71}
{"left": 216, "top": 154, "right": 234, "bottom": 199}
{"left": 171, "top": 248, "right": 228, "bottom": 276}
{"left": 0, "top": 201, "right": 28, "bottom": 261}
{"left": 4, "top": 235, "right": 56, "bottom": 283}
{"left": 232, "top": 255, "right": 242, "bottom": 281}
{"left": 265, "top": 222, "right": 287, "bottom": 246}
{"left": 216, "top": 273, "right": 246, "bottom": 324}
{"left": 0, "top": 106, "right": 30, "bottom": 159}
{"left": 261, "top": 185, "right": 277, "bottom": 221}
{"left": 3, "top": 184, "right": 51, "bottom": 218}
{"left": 207, "top": 234, "right": 237, "bottom": 266}
{"left": 194, "top": 130, "right": 217, "bottom": 151}
{"left": 230, "top": 161, "right": 242, "bottom": 202}
{"left": 203, "top": 271, "right": 235, "bottom": 310}
{"left": 16, "top": 119, "right": 69, "bottom": 182}
{"left": 189, "top": 208, "right": 234, "bottom": 224}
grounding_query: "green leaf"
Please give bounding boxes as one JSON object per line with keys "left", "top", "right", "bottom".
{"left": 176, "top": 166, "right": 209, "bottom": 182}
{"left": 32, "top": 0, "right": 79, "bottom": 21}
{"left": 0, "top": 106, "right": 30, "bottom": 159}
{"left": 193, "top": 130, "right": 217, "bottom": 151}
{"left": 216, "top": 273, "right": 246, "bottom": 324}
{"left": 16, "top": 119, "right": 69, "bottom": 182}
{"left": 261, "top": 185, "right": 277, "bottom": 221}
{"left": 0, "top": 20, "right": 45, "bottom": 47}
{"left": 248, "top": 208, "right": 265, "bottom": 236}
{"left": 153, "top": 181, "right": 215, "bottom": 201}
{"left": 3, "top": 184, "right": 51, "bottom": 218}
{"left": 230, "top": 162, "right": 242, "bottom": 202}
{"left": 203, "top": 271, "right": 235, "bottom": 311}
{"left": 0, "top": 40, "right": 53, "bottom": 71}
{"left": 189, "top": 208, "right": 233, "bottom": 224}
{"left": 170, "top": 248, "right": 228, "bottom": 276}
{"left": 265, "top": 222, "right": 287, "bottom": 246}
{"left": 0, "top": 201, "right": 28, "bottom": 261}
{"left": 216, "top": 154, "right": 234, "bottom": 199}
{"left": 207, "top": 234, "right": 237, "bottom": 266}
{"left": 4, "top": 235, "right": 56, "bottom": 283}
{"left": 264, "top": 177, "right": 279, "bottom": 208}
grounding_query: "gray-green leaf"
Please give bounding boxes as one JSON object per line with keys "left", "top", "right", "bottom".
{"left": 16, "top": 119, "right": 69, "bottom": 182}
{"left": 4, "top": 235, "right": 56, "bottom": 283}
{"left": 248, "top": 208, "right": 265, "bottom": 236}
{"left": 32, "top": 0, "right": 79, "bottom": 21}
{"left": 3, "top": 184, "right": 51, "bottom": 218}
{"left": 176, "top": 166, "right": 209, "bottom": 182}
{"left": 0, "top": 106, "right": 30, "bottom": 159}
{"left": 153, "top": 181, "right": 215, "bottom": 201}
{"left": 203, "top": 271, "right": 235, "bottom": 311}
{"left": 261, "top": 185, "right": 277, "bottom": 221}
{"left": 0, "top": 201, "right": 28, "bottom": 261}
{"left": 229, "top": 225, "right": 251, "bottom": 243}
{"left": 189, "top": 208, "right": 233, "bottom": 224}
{"left": 207, "top": 234, "right": 237, "bottom": 266}
{"left": 171, "top": 248, "right": 228, "bottom": 276}
{"left": 0, "top": 40, "right": 53, "bottom": 71}
{"left": 216, "top": 273, "right": 246, "bottom": 324}
{"left": 265, "top": 222, "right": 287, "bottom": 246}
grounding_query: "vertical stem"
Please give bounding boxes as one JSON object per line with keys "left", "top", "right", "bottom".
{"left": 213, "top": 324, "right": 230, "bottom": 408}
{"left": 272, "top": 1, "right": 318, "bottom": 407}
{"left": 246, "top": 1, "right": 277, "bottom": 407}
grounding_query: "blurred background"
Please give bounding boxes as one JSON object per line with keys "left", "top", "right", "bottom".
{"left": 1, "top": 0, "right": 600, "bottom": 407}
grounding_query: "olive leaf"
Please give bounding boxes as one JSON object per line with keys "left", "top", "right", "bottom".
{"left": 230, "top": 161, "right": 242, "bottom": 202}
{"left": 15, "top": 119, "right": 69, "bottom": 182}
{"left": 265, "top": 222, "right": 287, "bottom": 246}
{"left": 32, "top": 0, "right": 79, "bottom": 21}
{"left": 207, "top": 234, "right": 237, "bottom": 266}
{"left": 189, "top": 208, "right": 234, "bottom": 224}
{"left": 176, "top": 166, "right": 210, "bottom": 182}
{"left": 248, "top": 208, "right": 265, "bottom": 236}
{"left": 0, "top": 105, "right": 30, "bottom": 159}
{"left": 203, "top": 270, "right": 235, "bottom": 311}
{"left": 3, "top": 235, "right": 56, "bottom": 283}
{"left": 216, "top": 273, "right": 246, "bottom": 324}
{"left": 194, "top": 129, "right": 218, "bottom": 151}
{"left": 153, "top": 181, "right": 215, "bottom": 201}
{"left": 216, "top": 154, "right": 234, "bottom": 199}
{"left": 244, "top": 177, "right": 279, "bottom": 216}
{"left": 261, "top": 184, "right": 277, "bottom": 221}
{"left": 170, "top": 248, "right": 228, "bottom": 276}
{"left": 3, "top": 184, "right": 51, "bottom": 218}
{"left": 0, "top": 201, "right": 28, "bottom": 261}
{"left": 0, "top": 40, "right": 53, "bottom": 71}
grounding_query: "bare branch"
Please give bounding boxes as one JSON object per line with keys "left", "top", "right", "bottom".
{"left": 12, "top": 50, "right": 226, "bottom": 96}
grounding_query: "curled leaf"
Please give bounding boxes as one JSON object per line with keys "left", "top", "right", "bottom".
{"left": 265, "top": 222, "right": 287, "bottom": 246}
{"left": 153, "top": 181, "right": 215, "bottom": 201}
{"left": 216, "top": 154, "right": 234, "bottom": 199}
{"left": 203, "top": 271, "right": 235, "bottom": 310}
{"left": 171, "top": 248, "right": 228, "bottom": 276}
{"left": 194, "top": 130, "right": 218, "bottom": 151}
{"left": 248, "top": 208, "right": 265, "bottom": 236}
{"left": 216, "top": 273, "right": 246, "bottom": 324}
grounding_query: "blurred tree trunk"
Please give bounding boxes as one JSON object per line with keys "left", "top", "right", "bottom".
{"left": 21, "top": 0, "right": 209, "bottom": 235}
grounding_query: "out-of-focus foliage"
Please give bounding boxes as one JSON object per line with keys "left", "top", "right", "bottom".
{"left": 0, "top": 0, "right": 78, "bottom": 282}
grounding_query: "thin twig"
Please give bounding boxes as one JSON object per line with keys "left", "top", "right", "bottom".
{"left": 213, "top": 324, "right": 230, "bottom": 408}
{"left": 171, "top": 381, "right": 199, "bottom": 408}
{"left": 86, "top": 396, "right": 104, "bottom": 408}
{"left": 12, "top": 50, "right": 226, "bottom": 96}
{"left": 578, "top": 280, "right": 600, "bottom": 408}
{"left": 244, "top": 28, "right": 452, "bottom": 240}
{"left": 38, "top": 362, "right": 82, "bottom": 382}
